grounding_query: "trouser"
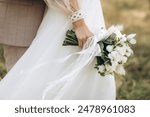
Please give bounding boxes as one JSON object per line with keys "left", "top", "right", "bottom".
{"left": 3, "top": 45, "right": 28, "bottom": 71}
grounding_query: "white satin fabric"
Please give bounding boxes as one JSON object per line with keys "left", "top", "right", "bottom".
{"left": 0, "top": 0, "right": 116, "bottom": 100}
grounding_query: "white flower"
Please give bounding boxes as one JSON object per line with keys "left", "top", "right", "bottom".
{"left": 120, "top": 41, "right": 125, "bottom": 46}
{"left": 119, "top": 36, "right": 127, "bottom": 45}
{"left": 125, "top": 46, "right": 133, "bottom": 57}
{"left": 125, "top": 52, "right": 131, "bottom": 57}
{"left": 121, "top": 56, "right": 128, "bottom": 64}
{"left": 115, "top": 46, "right": 126, "bottom": 56}
{"left": 127, "top": 34, "right": 136, "bottom": 39}
{"left": 127, "top": 34, "right": 136, "bottom": 44}
{"left": 98, "top": 65, "right": 105, "bottom": 73}
{"left": 111, "top": 61, "right": 118, "bottom": 71}
{"left": 106, "top": 45, "right": 114, "bottom": 52}
{"left": 108, "top": 51, "right": 123, "bottom": 64}
{"left": 129, "top": 39, "right": 136, "bottom": 44}
{"left": 106, "top": 25, "right": 120, "bottom": 39}
{"left": 120, "top": 36, "right": 127, "bottom": 42}
{"left": 105, "top": 64, "right": 112, "bottom": 71}
{"left": 108, "top": 51, "right": 119, "bottom": 60}
{"left": 115, "top": 65, "right": 126, "bottom": 75}
{"left": 115, "top": 30, "right": 123, "bottom": 38}
{"left": 116, "top": 55, "right": 125, "bottom": 64}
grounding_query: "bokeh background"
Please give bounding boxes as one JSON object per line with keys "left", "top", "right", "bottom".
{"left": 101, "top": 0, "right": 150, "bottom": 99}
{"left": 0, "top": 0, "right": 150, "bottom": 99}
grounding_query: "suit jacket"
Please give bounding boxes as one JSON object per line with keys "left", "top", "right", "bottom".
{"left": 0, "top": 0, "right": 46, "bottom": 47}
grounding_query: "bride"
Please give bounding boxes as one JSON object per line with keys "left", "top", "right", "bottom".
{"left": 0, "top": 0, "right": 116, "bottom": 100}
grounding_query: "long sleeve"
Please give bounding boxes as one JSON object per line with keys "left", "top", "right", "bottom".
{"left": 44, "top": 0, "right": 75, "bottom": 14}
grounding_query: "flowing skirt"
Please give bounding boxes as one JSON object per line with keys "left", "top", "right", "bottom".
{"left": 0, "top": 0, "right": 116, "bottom": 100}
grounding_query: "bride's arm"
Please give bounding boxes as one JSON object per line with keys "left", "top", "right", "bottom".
{"left": 69, "top": 0, "right": 93, "bottom": 48}
{"left": 46, "top": 0, "right": 93, "bottom": 48}
{"left": 73, "top": 19, "right": 93, "bottom": 48}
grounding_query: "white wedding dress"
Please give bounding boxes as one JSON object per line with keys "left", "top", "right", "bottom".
{"left": 0, "top": 0, "right": 116, "bottom": 100}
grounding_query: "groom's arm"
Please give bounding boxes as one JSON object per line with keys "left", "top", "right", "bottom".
{"left": 0, "top": 0, "right": 46, "bottom": 47}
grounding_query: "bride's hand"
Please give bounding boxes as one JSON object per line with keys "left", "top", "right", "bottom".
{"left": 73, "top": 19, "right": 93, "bottom": 48}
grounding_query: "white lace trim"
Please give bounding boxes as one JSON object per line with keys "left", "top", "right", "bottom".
{"left": 68, "top": 10, "right": 84, "bottom": 23}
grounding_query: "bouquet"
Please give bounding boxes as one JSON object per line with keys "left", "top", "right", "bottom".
{"left": 62, "top": 26, "right": 136, "bottom": 76}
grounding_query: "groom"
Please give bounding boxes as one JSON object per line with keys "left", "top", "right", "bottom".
{"left": 0, "top": 0, "right": 46, "bottom": 71}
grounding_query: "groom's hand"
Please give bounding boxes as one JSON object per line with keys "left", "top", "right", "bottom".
{"left": 73, "top": 19, "right": 93, "bottom": 48}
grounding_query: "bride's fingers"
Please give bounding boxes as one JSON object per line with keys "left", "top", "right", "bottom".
{"left": 82, "top": 39, "right": 87, "bottom": 47}
{"left": 82, "top": 36, "right": 93, "bottom": 48}
{"left": 78, "top": 39, "right": 83, "bottom": 48}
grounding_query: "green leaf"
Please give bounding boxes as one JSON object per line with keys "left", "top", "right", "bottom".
{"left": 96, "top": 56, "right": 104, "bottom": 65}
{"left": 63, "top": 30, "right": 78, "bottom": 46}
{"left": 97, "top": 42, "right": 104, "bottom": 52}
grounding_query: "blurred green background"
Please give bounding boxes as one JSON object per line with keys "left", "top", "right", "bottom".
{"left": 101, "top": 0, "right": 150, "bottom": 99}
{"left": 0, "top": 0, "right": 150, "bottom": 99}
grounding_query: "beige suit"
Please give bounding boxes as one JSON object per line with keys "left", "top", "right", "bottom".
{"left": 0, "top": 0, "right": 46, "bottom": 71}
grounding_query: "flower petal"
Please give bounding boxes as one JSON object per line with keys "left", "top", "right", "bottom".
{"left": 127, "top": 34, "right": 136, "bottom": 39}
